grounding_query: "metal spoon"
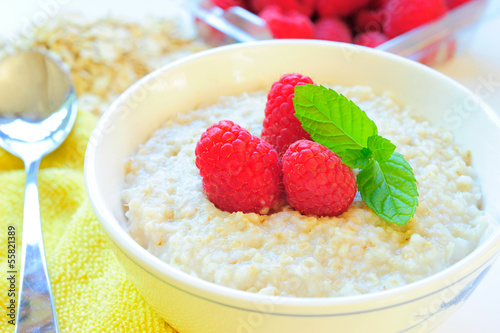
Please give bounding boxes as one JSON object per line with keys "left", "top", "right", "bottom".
{"left": 0, "top": 50, "right": 77, "bottom": 332}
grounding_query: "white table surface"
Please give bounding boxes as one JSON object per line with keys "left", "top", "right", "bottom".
{"left": 1, "top": 0, "right": 499, "bottom": 332}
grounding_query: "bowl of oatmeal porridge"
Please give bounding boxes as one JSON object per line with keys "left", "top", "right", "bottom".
{"left": 85, "top": 40, "right": 500, "bottom": 333}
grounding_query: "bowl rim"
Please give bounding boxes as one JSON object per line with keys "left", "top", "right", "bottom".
{"left": 85, "top": 39, "right": 500, "bottom": 313}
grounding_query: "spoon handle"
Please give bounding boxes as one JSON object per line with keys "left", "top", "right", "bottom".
{"left": 16, "top": 159, "right": 59, "bottom": 333}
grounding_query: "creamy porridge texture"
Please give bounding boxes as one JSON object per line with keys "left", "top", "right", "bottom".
{"left": 121, "top": 86, "right": 488, "bottom": 297}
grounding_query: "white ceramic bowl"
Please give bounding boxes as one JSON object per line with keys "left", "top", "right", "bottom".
{"left": 85, "top": 40, "right": 500, "bottom": 333}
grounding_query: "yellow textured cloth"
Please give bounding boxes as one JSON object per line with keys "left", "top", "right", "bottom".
{"left": 0, "top": 112, "right": 175, "bottom": 333}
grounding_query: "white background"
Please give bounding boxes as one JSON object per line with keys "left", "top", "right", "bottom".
{"left": 0, "top": 0, "right": 499, "bottom": 332}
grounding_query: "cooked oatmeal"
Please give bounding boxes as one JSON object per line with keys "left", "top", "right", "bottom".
{"left": 121, "top": 86, "right": 488, "bottom": 297}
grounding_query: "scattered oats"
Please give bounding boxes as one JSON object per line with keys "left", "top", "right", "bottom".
{"left": 1, "top": 13, "right": 209, "bottom": 116}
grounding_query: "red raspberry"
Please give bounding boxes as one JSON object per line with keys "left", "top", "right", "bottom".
{"left": 384, "top": 0, "right": 448, "bottom": 38}
{"left": 195, "top": 120, "right": 282, "bottom": 214}
{"left": 282, "top": 140, "right": 357, "bottom": 217}
{"left": 370, "top": 0, "right": 391, "bottom": 9}
{"left": 354, "top": 31, "right": 389, "bottom": 47}
{"left": 316, "top": 0, "right": 371, "bottom": 17}
{"left": 250, "top": 0, "right": 315, "bottom": 16}
{"left": 259, "top": 6, "right": 314, "bottom": 39}
{"left": 261, "top": 73, "right": 314, "bottom": 155}
{"left": 314, "top": 17, "right": 353, "bottom": 43}
{"left": 211, "top": 0, "right": 248, "bottom": 10}
{"left": 354, "top": 9, "right": 385, "bottom": 33}
{"left": 447, "top": 0, "right": 472, "bottom": 9}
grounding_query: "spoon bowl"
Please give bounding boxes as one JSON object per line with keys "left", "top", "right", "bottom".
{"left": 0, "top": 51, "right": 77, "bottom": 160}
{"left": 0, "top": 50, "right": 77, "bottom": 332}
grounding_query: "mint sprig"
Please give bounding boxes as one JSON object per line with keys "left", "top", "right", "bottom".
{"left": 357, "top": 152, "right": 418, "bottom": 225}
{"left": 337, "top": 148, "right": 372, "bottom": 169}
{"left": 293, "top": 84, "right": 378, "bottom": 152}
{"left": 367, "top": 135, "right": 396, "bottom": 162}
{"left": 293, "top": 85, "right": 418, "bottom": 225}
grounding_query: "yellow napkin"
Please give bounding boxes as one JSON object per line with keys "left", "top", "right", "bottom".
{"left": 0, "top": 112, "right": 175, "bottom": 333}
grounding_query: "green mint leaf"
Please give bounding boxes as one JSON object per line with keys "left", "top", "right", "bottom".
{"left": 293, "top": 85, "right": 378, "bottom": 153}
{"left": 338, "top": 148, "right": 372, "bottom": 169}
{"left": 357, "top": 152, "right": 419, "bottom": 225}
{"left": 293, "top": 84, "right": 418, "bottom": 225}
{"left": 367, "top": 135, "right": 396, "bottom": 162}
